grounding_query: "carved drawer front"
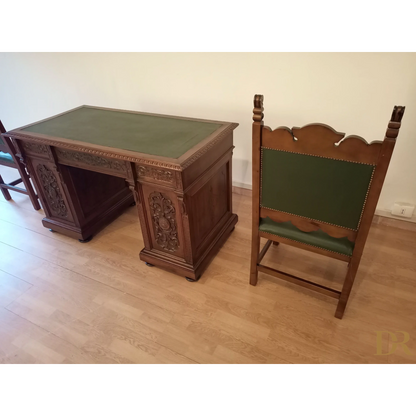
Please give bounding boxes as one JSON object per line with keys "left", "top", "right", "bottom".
{"left": 136, "top": 164, "right": 179, "bottom": 189}
{"left": 56, "top": 148, "right": 128, "bottom": 178}
{"left": 21, "top": 141, "right": 50, "bottom": 159}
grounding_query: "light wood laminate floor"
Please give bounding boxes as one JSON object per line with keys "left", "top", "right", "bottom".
{"left": 0, "top": 165, "right": 415, "bottom": 364}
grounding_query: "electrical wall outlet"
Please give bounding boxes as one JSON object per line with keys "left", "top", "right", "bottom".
{"left": 391, "top": 203, "right": 415, "bottom": 218}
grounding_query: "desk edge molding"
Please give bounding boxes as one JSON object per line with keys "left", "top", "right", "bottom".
{"left": 4, "top": 121, "right": 238, "bottom": 172}
{"left": 4, "top": 131, "right": 183, "bottom": 171}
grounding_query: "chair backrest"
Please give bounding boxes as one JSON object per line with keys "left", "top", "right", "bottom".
{"left": 252, "top": 95, "right": 405, "bottom": 243}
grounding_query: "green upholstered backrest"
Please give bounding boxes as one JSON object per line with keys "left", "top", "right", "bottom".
{"left": 0, "top": 135, "right": 4, "bottom": 145}
{"left": 20, "top": 107, "right": 223, "bottom": 158}
{"left": 261, "top": 148, "right": 375, "bottom": 230}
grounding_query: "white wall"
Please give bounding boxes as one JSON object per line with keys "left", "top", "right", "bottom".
{"left": 1, "top": 53, "right": 415, "bottom": 218}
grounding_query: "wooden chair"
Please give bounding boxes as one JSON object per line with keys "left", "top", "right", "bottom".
{"left": 250, "top": 95, "right": 405, "bottom": 319}
{"left": 0, "top": 120, "right": 41, "bottom": 210}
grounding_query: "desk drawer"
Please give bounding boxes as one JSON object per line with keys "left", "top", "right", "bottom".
{"left": 21, "top": 141, "right": 50, "bottom": 160}
{"left": 55, "top": 148, "right": 128, "bottom": 178}
{"left": 136, "top": 164, "right": 179, "bottom": 189}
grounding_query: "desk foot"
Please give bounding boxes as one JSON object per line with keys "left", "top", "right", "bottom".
{"left": 79, "top": 236, "right": 93, "bottom": 243}
{"left": 145, "top": 262, "right": 154, "bottom": 267}
{"left": 186, "top": 276, "right": 201, "bottom": 282}
{"left": 130, "top": 201, "right": 136, "bottom": 206}
{"left": 139, "top": 213, "right": 238, "bottom": 281}
{"left": 49, "top": 229, "right": 55, "bottom": 233}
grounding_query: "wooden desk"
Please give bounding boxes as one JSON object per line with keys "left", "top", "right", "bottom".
{"left": 2, "top": 106, "right": 239, "bottom": 280}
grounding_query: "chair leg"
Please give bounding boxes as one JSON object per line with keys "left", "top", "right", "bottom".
{"left": 250, "top": 234, "right": 260, "bottom": 286}
{"left": 0, "top": 174, "right": 12, "bottom": 201}
{"left": 335, "top": 257, "right": 361, "bottom": 319}
{"left": 16, "top": 163, "right": 41, "bottom": 210}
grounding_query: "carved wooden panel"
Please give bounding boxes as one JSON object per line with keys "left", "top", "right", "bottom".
{"left": 22, "top": 142, "right": 49, "bottom": 157}
{"left": 136, "top": 164, "right": 177, "bottom": 187}
{"left": 56, "top": 148, "right": 127, "bottom": 176}
{"left": 149, "top": 191, "right": 179, "bottom": 252}
{"left": 36, "top": 164, "right": 69, "bottom": 218}
{"left": 262, "top": 124, "right": 382, "bottom": 165}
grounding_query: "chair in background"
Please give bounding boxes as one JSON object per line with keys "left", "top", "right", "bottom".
{"left": 0, "top": 120, "right": 41, "bottom": 210}
{"left": 250, "top": 95, "right": 405, "bottom": 318}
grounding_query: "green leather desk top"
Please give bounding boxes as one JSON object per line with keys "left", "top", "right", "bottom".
{"left": 19, "top": 107, "right": 223, "bottom": 159}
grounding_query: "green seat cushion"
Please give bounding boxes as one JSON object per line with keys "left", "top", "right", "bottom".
{"left": 20, "top": 107, "right": 223, "bottom": 159}
{"left": 261, "top": 148, "right": 375, "bottom": 230}
{"left": 0, "top": 151, "right": 14, "bottom": 164}
{"left": 259, "top": 217, "right": 354, "bottom": 256}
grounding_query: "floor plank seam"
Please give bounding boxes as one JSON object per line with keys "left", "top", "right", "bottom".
{"left": 0, "top": 200, "right": 42, "bottom": 215}
{"left": 0, "top": 218, "right": 77, "bottom": 248}
{"left": 0, "top": 241, "right": 81, "bottom": 278}
{"left": 1, "top": 240, "right": 205, "bottom": 342}
{"left": 0, "top": 242, "right": 207, "bottom": 366}
{"left": 3, "top": 304, "right": 107, "bottom": 363}
{"left": 4, "top": 288, "right": 201, "bottom": 364}
{"left": 0, "top": 266, "right": 35, "bottom": 288}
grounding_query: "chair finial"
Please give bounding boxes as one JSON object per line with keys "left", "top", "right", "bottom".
{"left": 386, "top": 106, "right": 405, "bottom": 140}
{"left": 253, "top": 94, "right": 264, "bottom": 122}
{"left": 391, "top": 106, "right": 405, "bottom": 123}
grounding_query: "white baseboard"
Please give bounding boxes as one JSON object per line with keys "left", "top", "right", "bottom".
{"left": 232, "top": 181, "right": 252, "bottom": 190}
{"left": 374, "top": 208, "right": 416, "bottom": 224}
